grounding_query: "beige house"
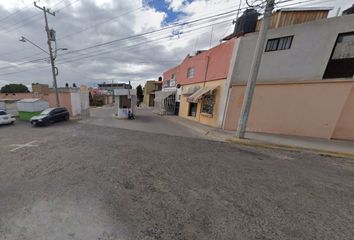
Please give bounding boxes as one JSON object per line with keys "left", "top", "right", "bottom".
{"left": 143, "top": 80, "right": 162, "bottom": 107}
{"left": 222, "top": 12, "right": 354, "bottom": 140}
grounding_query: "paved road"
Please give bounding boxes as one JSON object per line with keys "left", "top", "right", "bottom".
{"left": 0, "top": 121, "right": 354, "bottom": 240}
{"left": 81, "top": 106, "right": 201, "bottom": 138}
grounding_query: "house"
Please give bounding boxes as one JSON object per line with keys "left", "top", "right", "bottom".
{"left": 222, "top": 11, "right": 354, "bottom": 140}
{"left": 0, "top": 85, "right": 90, "bottom": 118}
{"left": 32, "top": 83, "right": 50, "bottom": 95}
{"left": 143, "top": 80, "right": 162, "bottom": 107}
{"left": 0, "top": 99, "right": 20, "bottom": 116}
{"left": 97, "top": 82, "right": 132, "bottom": 90}
{"left": 153, "top": 70, "right": 180, "bottom": 115}
{"left": 161, "top": 39, "right": 235, "bottom": 126}
{"left": 92, "top": 82, "right": 132, "bottom": 106}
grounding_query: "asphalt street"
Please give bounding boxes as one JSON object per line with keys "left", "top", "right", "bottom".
{"left": 81, "top": 106, "right": 202, "bottom": 138}
{"left": 0, "top": 120, "right": 354, "bottom": 240}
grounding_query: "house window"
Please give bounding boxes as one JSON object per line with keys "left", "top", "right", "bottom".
{"left": 119, "top": 95, "right": 131, "bottom": 108}
{"left": 201, "top": 92, "right": 215, "bottom": 115}
{"left": 163, "top": 80, "right": 170, "bottom": 88}
{"left": 187, "top": 67, "right": 195, "bottom": 78}
{"left": 324, "top": 32, "right": 354, "bottom": 79}
{"left": 265, "top": 36, "right": 293, "bottom": 52}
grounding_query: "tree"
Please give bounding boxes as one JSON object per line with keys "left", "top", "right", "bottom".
{"left": 136, "top": 84, "right": 144, "bottom": 103}
{"left": 0, "top": 84, "right": 29, "bottom": 93}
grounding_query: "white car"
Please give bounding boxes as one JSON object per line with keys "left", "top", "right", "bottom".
{"left": 0, "top": 110, "right": 16, "bottom": 125}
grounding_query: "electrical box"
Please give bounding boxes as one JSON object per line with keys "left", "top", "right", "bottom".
{"left": 49, "top": 29, "right": 56, "bottom": 41}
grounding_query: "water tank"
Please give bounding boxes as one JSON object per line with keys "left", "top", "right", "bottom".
{"left": 233, "top": 8, "right": 259, "bottom": 36}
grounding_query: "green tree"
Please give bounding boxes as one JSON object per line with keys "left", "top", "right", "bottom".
{"left": 136, "top": 84, "right": 144, "bottom": 103}
{"left": 0, "top": 84, "right": 29, "bottom": 93}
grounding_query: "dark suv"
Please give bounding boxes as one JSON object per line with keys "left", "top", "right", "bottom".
{"left": 30, "top": 107, "right": 70, "bottom": 126}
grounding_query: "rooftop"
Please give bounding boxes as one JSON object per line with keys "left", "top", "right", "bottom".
{"left": 276, "top": 7, "right": 334, "bottom": 12}
{"left": 18, "top": 98, "right": 42, "bottom": 103}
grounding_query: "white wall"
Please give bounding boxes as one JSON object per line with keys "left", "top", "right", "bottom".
{"left": 70, "top": 92, "right": 81, "bottom": 116}
{"left": 232, "top": 14, "right": 354, "bottom": 84}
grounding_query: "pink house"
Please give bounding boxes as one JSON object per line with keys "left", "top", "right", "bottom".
{"left": 162, "top": 38, "right": 236, "bottom": 127}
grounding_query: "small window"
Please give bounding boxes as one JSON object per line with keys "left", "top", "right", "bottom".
{"left": 163, "top": 80, "right": 170, "bottom": 88}
{"left": 170, "top": 73, "right": 176, "bottom": 87}
{"left": 265, "top": 36, "right": 293, "bottom": 52}
{"left": 119, "top": 95, "right": 131, "bottom": 108}
{"left": 187, "top": 67, "right": 195, "bottom": 79}
{"left": 201, "top": 92, "right": 215, "bottom": 115}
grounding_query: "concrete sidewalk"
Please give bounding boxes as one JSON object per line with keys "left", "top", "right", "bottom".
{"left": 164, "top": 115, "right": 354, "bottom": 157}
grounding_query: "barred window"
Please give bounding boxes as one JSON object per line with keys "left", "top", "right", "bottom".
{"left": 201, "top": 92, "right": 215, "bottom": 115}
{"left": 265, "top": 36, "right": 293, "bottom": 52}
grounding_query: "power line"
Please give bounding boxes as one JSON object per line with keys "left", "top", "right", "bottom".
{"left": 0, "top": 12, "right": 42, "bottom": 33}
{"left": 57, "top": 22, "right": 232, "bottom": 65}
{"left": 1, "top": 0, "right": 318, "bottom": 76}
{"left": 55, "top": 17, "right": 236, "bottom": 64}
{"left": 57, "top": 6, "right": 144, "bottom": 41}
{"left": 0, "top": 0, "right": 78, "bottom": 35}
{"left": 55, "top": 0, "right": 80, "bottom": 11}
{"left": 0, "top": 14, "right": 233, "bottom": 73}
{"left": 0, "top": 5, "right": 246, "bottom": 69}
{"left": 59, "top": 8, "right": 246, "bottom": 57}
{"left": 0, "top": 7, "right": 256, "bottom": 73}
{"left": 0, "top": 2, "right": 34, "bottom": 23}
{"left": 57, "top": 3, "right": 249, "bottom": 42}
{"left": 0, "top": 64, "right": 50, "bottom": 77}
{"left": 0, "top": 18, "right": 233, "bottom": 76}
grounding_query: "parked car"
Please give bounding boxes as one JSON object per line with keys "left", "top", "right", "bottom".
{"left": 0, "top": 110, "right": 16, "bottom": 125}
{"left": 30, "top": 107, "right": 70, "bottom": 126}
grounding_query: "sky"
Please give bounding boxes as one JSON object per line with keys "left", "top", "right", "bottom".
{"left": 0, "top": 0, "right": 352, "bottom": 89}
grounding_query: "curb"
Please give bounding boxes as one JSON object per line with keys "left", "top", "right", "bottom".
{"left": 164, "top": 116, "right": 218, "bottom": 139}
{"left": 229, "top": 137, "right": 354, "bottom": 159}
{"left": 164, "top": 116, "right": 354, "bottom": 159}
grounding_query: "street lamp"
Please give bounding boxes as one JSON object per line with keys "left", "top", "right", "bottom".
{"left": 54, "top": 47, "right": 68, "bottom": 59}
{"left": 20, "top": 36, "right": 49, "bottom": 55}
{"left": 20, "top": 36, "right": 68, "bottom": 107}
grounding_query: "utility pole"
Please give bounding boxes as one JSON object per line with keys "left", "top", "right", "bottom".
{"left": 235, "top": 0, "right": 274, "bottom": 138}
{"left": 34, "top": 2, "right": 60, "bottom": 107}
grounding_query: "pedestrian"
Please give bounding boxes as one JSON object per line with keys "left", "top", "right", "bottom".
{"left": 128, "top": 110, "right": 135, "bottom": 120}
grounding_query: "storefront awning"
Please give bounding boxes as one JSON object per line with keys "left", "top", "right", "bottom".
{"left": 187, "top": 86, "right": 217, "bottom": 103}
{"left": 182, "top": 86, "right": 201, "bottom": 95}
{"left": 154, "top": 91, "right": 175, "bottom": 102}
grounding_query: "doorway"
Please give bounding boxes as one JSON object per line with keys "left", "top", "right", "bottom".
{"left": 188, "top": 103, "right": 197, "bottom": 117}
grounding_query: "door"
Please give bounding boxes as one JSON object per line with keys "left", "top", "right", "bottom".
{"left": 149, "top": 94, "right": 155, "bottom": 107}
{"left": 188, "top": 103, "right": 197, "bottom": 117}
{"left": 174, "top": 102, "right": 180, "bottom": 115}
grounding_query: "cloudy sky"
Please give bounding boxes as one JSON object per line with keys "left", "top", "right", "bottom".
{"left": 0, "top": 0, "right": 351, "bottom": 89}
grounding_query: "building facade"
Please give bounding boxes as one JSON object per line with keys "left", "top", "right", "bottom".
{"left": 223, "top": 13, "right": 354, "bottom": 140}
{"left": 143, "top": 80, "right": 162, "bottom": 107}
{"left": 0, "top": 86, "right": 90, "bottom": 118}
{"left": 163, "top": 38, "right": 235, "bottom": 127}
